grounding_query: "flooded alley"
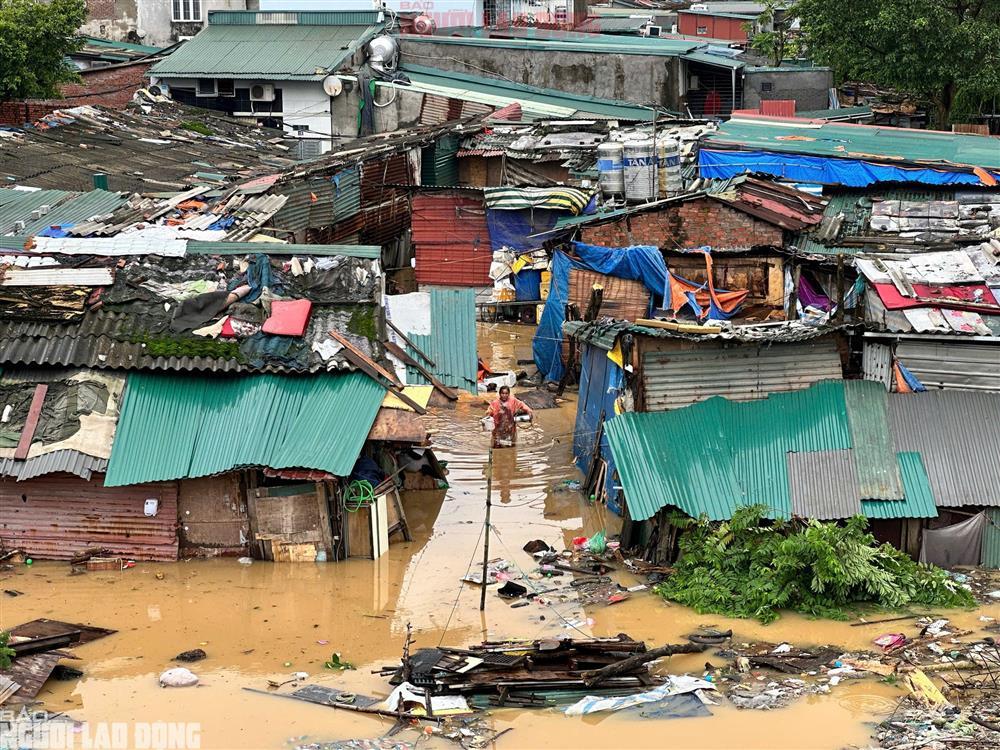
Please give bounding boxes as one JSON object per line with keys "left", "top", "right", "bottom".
{"left": 2, "top": 324, "right": 998, "bottom": 750}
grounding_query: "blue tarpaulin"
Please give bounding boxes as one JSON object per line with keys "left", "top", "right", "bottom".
{"left": 574, "top": 342, "right": 624, "bottom": 515}
{"left": 486, "top": 208, "right": 561, "bottom": 251}
{"left": 533, "top": 241, "right": 667, "bottom": 383}
{"left": 699, "top": 149, "right": 1000, "bottom": 187}
{"left": 513, "top": 268, "right": 542, "bottom": 301}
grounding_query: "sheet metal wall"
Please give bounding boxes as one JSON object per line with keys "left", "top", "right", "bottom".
{"left": 640, "top": 337, "right": 843, "bottom": 411}
{"left": 982, "top": 508, "right": 1000, "bottom": 569}
{"left": 411, "top": 193, "right": 491, "bottom": 286}
{"left": 0, "top": 474, "right": 179, "bottom": 561}
{"left": 895, "top": 340, "right": 1000, "bottom": 392}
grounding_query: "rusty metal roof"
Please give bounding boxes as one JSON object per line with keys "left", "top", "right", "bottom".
{"left": 0, "top": 450, "right": 108, "bottom": 481}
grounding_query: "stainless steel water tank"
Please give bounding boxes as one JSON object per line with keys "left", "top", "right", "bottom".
{"left": 624, "top": 138, "right": 657, "bottom": 202}
{"left": 597, "top": 141, "right": 625, "bottom": 196}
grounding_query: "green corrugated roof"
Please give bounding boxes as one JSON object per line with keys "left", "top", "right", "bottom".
{"left": 861, "top": 453, "right": 938, "bottom": 520}
{"left": 403, "top": 288, "right": 478, "bottom": 394}
{"left": 186, "top": 241, "right": 380, "bottom": 258}
{"left": 399, "top": 65, "right": 658, "bottom": 121}
{"left": 105, "top": 372, "right": 384, "bottom": 486}
{"left": 83, "top": 36, "right": 163, "bottom": 54}
{"left": 844, "top": 380, "right": 903, "bottom": 501}
{"left": 150, "top": 21, "right": 381, "bottom": 79}
{"left": 0, "top": 189, "right": 126, "bottom": 237}
{"left": 793, "top": 187, "right": 959, "bottom": 256}
{"left": 606, "top": 379, "right": 852, "bottom": 521}
{"left": 403, "top": 33, "right": 699, "bottom": 57}
{"left": 707, "top": 119, "right": 1000, "bottom": 171}
{"left": 680, "top": 51, "right": 745, "bottom": 69}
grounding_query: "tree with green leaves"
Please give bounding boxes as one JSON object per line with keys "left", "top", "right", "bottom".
{"left": 744, "top": 0, "right": 800, "bottom": 67}
{"left": 0, "top": 0, "right": 87, "bottom": 102}
{"left": 795, "top": 0, "right": 1000, "bottom": 127}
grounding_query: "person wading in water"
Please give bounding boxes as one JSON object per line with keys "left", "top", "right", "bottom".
{"left": 484, "top": 385, "right": 534, "bottom": 448}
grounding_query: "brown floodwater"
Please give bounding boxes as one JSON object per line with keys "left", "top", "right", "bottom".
{"left": 1, "top": 322, "right": 997, "bottom": 750}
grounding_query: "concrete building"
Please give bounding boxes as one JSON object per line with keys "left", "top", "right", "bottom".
{"left": 80, "top": 0, "right": 256, "bottom": 48}
{"left": 150, "top": 10, "right": 391, "bottom": 156}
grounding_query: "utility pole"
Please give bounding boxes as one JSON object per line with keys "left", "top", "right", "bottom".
{"left": 479, "top": 447, "right": 494, "bottom": 612}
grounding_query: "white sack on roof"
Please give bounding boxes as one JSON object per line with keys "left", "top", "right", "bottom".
{"left": 32, "top": 236, "right": 187, "bottom": 257}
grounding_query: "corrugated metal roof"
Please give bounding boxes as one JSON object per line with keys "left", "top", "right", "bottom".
{"left": 185, "top": 240, "right": 380, "bottom": 258}
{"left": 0, "top": 306, "right": 366, "bottom": 375}
{"left": 0, "top": 450, "right": 108, "bottom": 481}
{"left": 787, "top": 449, "right": 862, "bottom": 519}
{"left": 151, "top": 22, "right": 380, "bottom": 79}
{"left": 399, "top": 65, "right": 658, "bottom": 121}
{"left": 888, "top": 390, "right": 1000, "bottom": 507}
{"left": 706, "top": 118, "right": 1000, "bottom": 172}
{"left": 640, "top": 338, "right": 842, "bottom": 411}
{"left": 105, "top": 371, "right": 385, "bottom": 486}
{"left": 606, "top": 379, "right": 852, "bottom": 521}
{"left": 844, "top": 379, "right": 904, "bottom": 500}
{"left": 0, "top": 189, "right": 127, "bottom": 237}
{"left": 861, "top": 452, "right": 938, "bottom": 520}
{"left": 680, "top": 51, "right": 746, "bottom": 69}
{"left": 576, "top": 16, "right": 651, "bottom": 33}
{"left": 894, "top": 340, "right": 1000, "bottom": 393}
{"left": 403, "top": 289, "right": 478, "bottom": 394}
{"left": 0, "top": 267, "right": 114, "bottom": 286}
{"left": 564, "top": 318, "right": 847, "bottom": 348}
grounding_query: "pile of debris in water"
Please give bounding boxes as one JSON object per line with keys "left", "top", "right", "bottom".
{"left": 0, "top": 619, "right": 116, "bottom": 705}
{"left": 252, "top": 610, "right": 1000, "bottom": 748}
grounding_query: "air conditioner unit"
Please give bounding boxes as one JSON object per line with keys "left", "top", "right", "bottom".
{"left": 250, "top": 83, "right": 275, "bottom": 102}
{"left": 196, "top": 78, "right": 217, "bottom": 97}
{"left": 645, "top": 25, "right": 662, "bottom": 37}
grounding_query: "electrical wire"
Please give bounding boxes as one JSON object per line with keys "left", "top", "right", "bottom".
{"left": 437, "top": 517, "right": 487, "bottom": 646}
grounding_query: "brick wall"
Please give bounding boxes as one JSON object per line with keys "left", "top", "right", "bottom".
{"left": 0, "top": 61, "right": 153, "bottom": 126}
{"left": 579, "top": 198, "right": 784, "bottom": 250}
{"left": 86, "top": 0, "right": 115, "bottom": 18}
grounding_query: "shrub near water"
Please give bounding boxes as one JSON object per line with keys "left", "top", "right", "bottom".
{"left": 654, "top": 506, "right": 975, "bottom": 624}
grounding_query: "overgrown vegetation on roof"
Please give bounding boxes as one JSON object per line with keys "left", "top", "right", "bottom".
{"left": 654, "top": 506, "right": 975, "bottom": 623}
{"left": 128, "top": 332, "right": 242, "bottom": 361}
{"left": 180, "top": 121, "right": 214, "bottom": 137}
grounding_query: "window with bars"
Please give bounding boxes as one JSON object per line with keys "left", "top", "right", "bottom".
{"left": 172, "top": 0, "right": 202, "bottom": 22}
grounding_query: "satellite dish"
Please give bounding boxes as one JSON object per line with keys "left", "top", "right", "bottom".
{"left": 322, "top": 75, "right": 343, "bottom": 97}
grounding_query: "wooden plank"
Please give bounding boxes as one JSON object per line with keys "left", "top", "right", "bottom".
{"left": 346, "top": 504, "right": 374, "bottom": 559}
{"left": 386, "top": 319, "right": 436, "bottom": 367}
{"left": 367, "top": 408, "right": 428, "bottom": 443}
{"left": 315, "top": 483, "right": 335, "bottom": 560}
{"left": 383, "top": 340, "right": 458, "bottom": 401}
{"left": 328, "top": 330, "right": 400, "bottom": 385}
{"left": 13, "top": 384, "right": 48, "bottom": 460}
{"left": 328, "top": 331, "right": 427, "bottom": 415}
